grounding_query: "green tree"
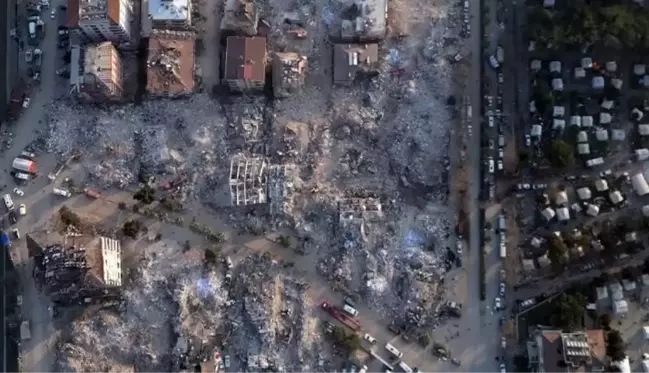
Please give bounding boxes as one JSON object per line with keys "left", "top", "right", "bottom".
{"left": 551, "top": 293, "right": 586, "bottom": 330}
{"left": 606, "top": 329, "right": 626, "bottom": 361}
{"left": 59, "top": 206, "right": 81, "bottom": 227}
{"left": 122, "top": 220, "right": 144, "bottom": 239}
{"left": 550, "top": 140, "right": 575, "bottom": 168}
{"left": 547, "top": 235, "right": 568, "bottom": 267}
{"left": 331, "top": 326, "right": 361, "bottom": 353}
{"left": 133, "top": 186, "right": 156, "bottom": 204}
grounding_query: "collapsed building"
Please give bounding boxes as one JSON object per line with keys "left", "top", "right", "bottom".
{"left": 327, "top": 0, "right": 388, "bottom": 42}
{"left": 272, "top": 52, "right": 307, "bottom": 98}
{"left": 31, "top": 235, "right": 122, "bottom": 304}
{"left": 220, "top": 0, "right": 259, "bottom": 36}
{"left": 146, "top": 30, "right": 196, "bottom": 97}
{"left": 70, "top": 42, "right": 124, "bottom": 102}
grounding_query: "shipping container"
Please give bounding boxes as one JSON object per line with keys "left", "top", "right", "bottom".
{"left": 12, "top": 157, "right": 37, "bottom": 173}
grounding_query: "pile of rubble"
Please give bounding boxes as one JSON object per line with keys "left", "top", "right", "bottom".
{"left": 56, "top": 241, "right": 227, "bottom": 372}
{"left": 225, "top": 254, "right": 334, "bottom": 372}
{"left": 44, "top": 95, "right": 230, "bottom": 198}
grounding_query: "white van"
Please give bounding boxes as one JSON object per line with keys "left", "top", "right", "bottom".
{"left": 385, "top": 343, "right": 403, "bottom": 358}
{"left": 14, "top": 172, "right": 30, "bottom": 181}
{"left": 398, "top": 362, "right": 413, "bottom": 373}
{"left": 343, "top": 304, "right": 359, "bottom": 317}
{"left": 489, "top": 55, "right": 500, "bottom": 69}
{"left": 3, "top": 194, "right": 14, "bottom": 211}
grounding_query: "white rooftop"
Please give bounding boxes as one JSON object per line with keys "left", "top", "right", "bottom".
{"left": 100, "top": 236, "right": 122, "bottom": 287}
{"left": 149, "top": 0, "right": 189, "bottom": 21}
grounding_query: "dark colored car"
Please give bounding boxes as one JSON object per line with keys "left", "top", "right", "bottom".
{"left": 9, "top": 211, "right": 17, "bottom": 224}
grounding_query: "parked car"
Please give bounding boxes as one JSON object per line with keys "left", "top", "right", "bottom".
{"left": 22, "top": 97, "right": 31, "bottom": 109}
{"left": 13, "top": 188, "right": 24, "bottom": 196}
{"left": 525, "top": 134, "right": 531, "bottom": 147}
{"left": 494, "top": 297, "right": 502, "bottom": 310}
{"left": 363, "top": 333, "right": 377, "bottom": 344}
{"left": 455, "top": 240, "right": 463, "bottom": 254}
{"left": 19, "top": 204, "right": 26, "bottom": 216}
{"left": 25, "top": 49, "right": 33, "bottom": 63}
{"left": 50, "top": 9, "right": 56, "bottom": 19}
{"left": 499, "top": 282, "right": 506, "bottom": 297}
{"left": 8, "top": 211, "right": 17, "bottom": 224}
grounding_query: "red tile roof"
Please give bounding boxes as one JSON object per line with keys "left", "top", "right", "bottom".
{"left": 224, "top": 36, "right": 266, "bottom": 82}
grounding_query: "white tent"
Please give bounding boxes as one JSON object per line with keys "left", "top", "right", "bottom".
{"left": 642, "top": 360, "right": 649, "bottom": 373}
{"left": 639, "top": 124, "right": 649, "bottom": 136}
{"left": 634, "top": 174, "right": 649, "bottom": 195}
{"left": 596, "top": 129, "right": 609, "bottom": 141}
{"left": 610, "top": 190, "right": 624, "bottom": 204}
{"left": 553, "top": 119, "right": 565, "bottom": 130}
{"left": 577, "top": 143, "right": 590, "bottom": 155}
{"left": 601, "top": 100, "right": 614, "bottom": 110}
{"left": 636, "top": 148, "right": 649, "bottom": 161}
{"left": 571, "top": 203, "right": 582, "bottom": 212}
{"left": 570, "top": 116, "right": 581, "bottom": 126}
{"left": 577, "top": 187, "right": 592, "bottom": 200}
{"left": 557, "top": 207, "right": 570, "bottom": 221}
{"left": 632, "top": 107, "right": 645, "bottom": 121}
{"left": 582, "top": 116, "right": 594, "bottom": 127}
{"left": 552, "top": 78, "right": 564, "bottom": 91}
{"left": 595, "top": 179, "right": 609, "bottom": 192}
{"left": 549, "top": 61, "right": 562, "bottom": 73}
{"left": 531, "top": 124, "right": 543, "bottom": 137}
{"left": 586, "top": 204, "right": 599, "bottom": 217}
{"left": 600, "top": 112, "right": 612, "bottom": 124}
{"left": 606, "top": 61, "right": 618, "bottom": 72}
{"left": 543, "top": 0, "right": 555, "bottom": 7}
{"left": 577, "top": 131, "right": 588, "bottom": 143}
{"left": 530, "top": 60, "right": 542, "bottom": 71}
{"left": 541, "top": 207, "right": 556, "bottom": 221}
{"left": 553, "top": 106, "right": 565, "bottom": 117}
{"left": 613, "top": 299, "right": 629, "bottom": 315}
{"left": 635, "top": 64, "right": 647, "bottom": 75}
{"left": 612, "top": 356, "right": 630, "bottom": 373}
{"left": 555, "top": 190, "right": 568, "bottom": 205}
{"left": 574, "top": 67, "right": 586, "bottom": 79}
{"left": 611, "top": 78, "right": 623, "bottom": 90}
{"left": 644, "top": 326, "right": 649, "bottom": 340}
{"left": 592, "top": 76, "right": 605, "bottom": 89}
{"left": 529, "top": 100, "right": 537, "bottom": 113}
{"left": 581, "top": 57, "right": 593, "bottom": 69}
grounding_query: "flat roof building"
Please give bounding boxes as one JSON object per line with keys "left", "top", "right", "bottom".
{"left": 328, "top": 0, "right": 387, "bottom": 42}
{"left": 67, "top": 0, "right": 134, "bottom": 44}
{"left": 148, "top": 0, "right": 191, "bottom": 30}
{"left": 333, "top": 43, "right": 379, "bottom": 86}
{"left": 146, "top": 30, "right": 196, "bottom": 97}
{"left": 223, "top": 36, "right": 267, "bottom": 91}
{"left": 71, "top": 42, "right": 124, "bottom": 102}
{"left": 528, "top": 329, "right": 606, "bottom": 372}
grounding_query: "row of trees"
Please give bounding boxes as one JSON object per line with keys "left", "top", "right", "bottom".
{"left": 527, "top": 1, "right": 649, "bottom": 50}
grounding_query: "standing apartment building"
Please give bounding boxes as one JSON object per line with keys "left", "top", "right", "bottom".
{"left": 148, "top": 0, "right": 191, "bottom": 30}
{"left": 70, "top": 42, "right": 124, "bottom": 101}
{"left": 67, "top": 0, "right": 134, "bottom": 44}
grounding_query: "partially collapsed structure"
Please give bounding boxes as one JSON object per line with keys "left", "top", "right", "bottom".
{"left": 70, "top": 42, "right": 124, "bottom": 102}
{"left": 223, "top": 36, "right": 267, "bottom": 91}
{"left": 333, "top": 43, "right": 379, "bottom": 85}
{"left": 328, "top": 0, "right": 387, "bottom": 42}
{"left": 229, "top": 155, "right": 269, "bottom": 206}
{"left": 146, "top": 30, "right": 196, "bottom": 97}
{"left": 220, "top": 0, "right": 259, "bottom": 36}
{"left": 32, "top": 235, "right": 122, "bottom": 304}
{"left": 272, "top": 52, "right": 307, "bottom": 98}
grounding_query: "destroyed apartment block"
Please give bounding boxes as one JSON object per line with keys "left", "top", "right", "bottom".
{"left": 328, "top": 0, "right": 387, "bottom": 42}
{"left": 272, "top": 52, "right": 307, "bottom": 98}
{"left": 32, "top": 235, "right": 123, "bottom": 303}
{"left": 333, "top": 43, "right": 379, "bottom": 86}
{"left": 70, "top": 42, "right": 124, "bottom": 102}
{"left": 229, "top": 155, "right": 269, "bottom": 206}
{"left": 223, "top": 36, "right": 267, "bottom": 91}
{"left": 338, "top": 198, "right": 383, "bottom": 226}
{"left": 66, "top": 0, "right": 134, "bottom": 44}
{"left": 220, "top": 0, "right": 259, "bottom": 36}
{"left": 148, "top": 0, "right": 191, "bottom": 31}
{"left": 268, "top": 163, "right": 297, "bottom": 215}
{"left": 146, "top": 29, "right": 196, "bottom": 97}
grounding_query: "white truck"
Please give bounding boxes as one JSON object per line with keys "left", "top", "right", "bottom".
{"left": 500, "top": 242, "right": 506, "bottom": 259}
{"left": 28, "top": 22, "right": 36, "bottom": 38}
{"left": 53, "top": 187, "right": 71, "bottom": 197}
{"left": 20, "top": 320, "right": 31, "bottom": 341}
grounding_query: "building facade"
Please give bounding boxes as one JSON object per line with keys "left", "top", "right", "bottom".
{"left": 67, "top": 0, "right": 133, "bottom": 44}
{"left": 71, "top": 42, "right": 124, "bottom": 102}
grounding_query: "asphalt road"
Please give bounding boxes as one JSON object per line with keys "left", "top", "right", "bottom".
{"left": 3, "top": 0, "right": 67, "bottom": 371}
